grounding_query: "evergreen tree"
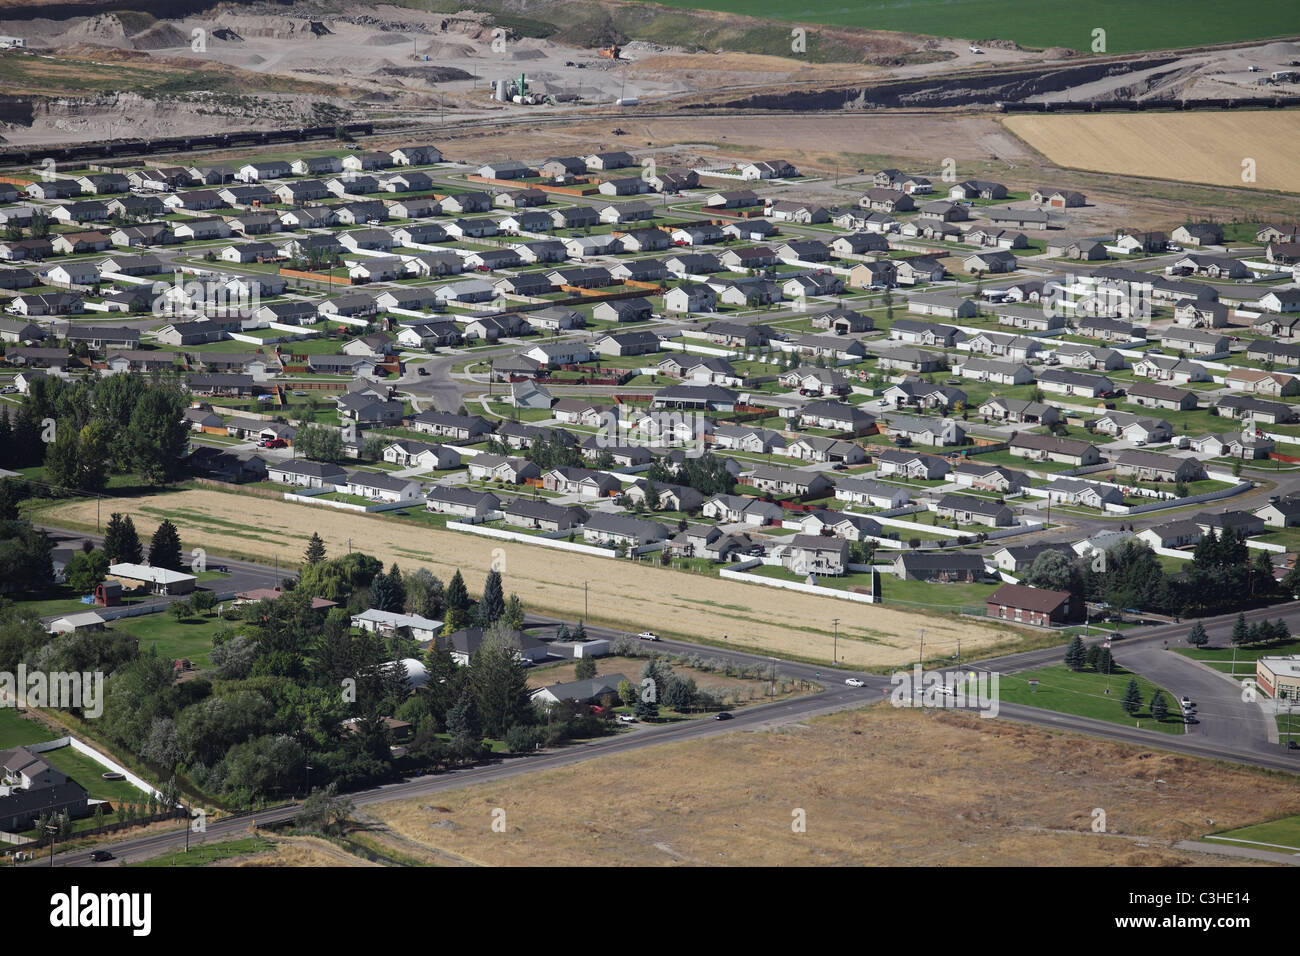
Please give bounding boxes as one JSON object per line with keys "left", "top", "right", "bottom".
{"left": 445, "top": 570, "right": 470, "bottom": 613}
{"left": 118, "top": 515, "right": 143, "bottom": 565}
{"left": 1186, "top": 621, "right": 1209, "bottom": 647}
{"left": 1275, "top": 618, "right": 1291, "bottom": 643}
{"left": 148, "top": 519, "right": 183, "bottom": 571}
{"left": 445, "top": 686, "right": 479, "bottom": 744}
{"left": 555, "top": 622, "right": 570, "bottom": 641}
{"left": 1121, "top": 678, "right": 1143, "bottom": 716}
{"left": 1084, "top": 644, "right": 1101, "bottom": 671}
{"left": 503, "top": 593, "right": 525, "bottom": 631}
{"left": 1252, "top": 549, "right": 1276, "bottom": 597}
{"left": 479, "top": 569, "right": 505, "bottom": 626}
{"left": 0, "top": 407, "right": 11, "bottom": 469}
{"left": 1150, "top": 691, "right": 1169, "bottom": 722}
{"left": 369, "top": 570, "right": 399, "bottom": 612}
{"left": 1064, "top": 634, "right": 1086, "bottom": 671}
{"left": 574, "top": 657, "right": 597, "bottom": 680}
{"left": 103, "top": 512, "right": 126, "bottom": 564}
{"left": 386, "top": 563, "right": 406, "bottom": 611}
{"left": 304, "top": 533, "right": 327, "bottom": 566}
{"left": 572, "top": 620, "right": 587, "bottom": 641}
{"left": 1231, "top": 612, "right": 1250, "bottom": 647}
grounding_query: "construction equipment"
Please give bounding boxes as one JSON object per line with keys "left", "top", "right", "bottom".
{"left": 598, "top": 44, "right": 621, "bottom": 60}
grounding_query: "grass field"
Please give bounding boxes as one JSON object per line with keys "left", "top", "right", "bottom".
{"left": 111, "top": 612, "right": 232, "bottom": 668}
{"left": 998, "top": 664, "right": 1185, "bottom": 734}
{"left": 130, "top": 835, "right": 276, "bottom": 868}
{"left": 1004, "top": 112, "right": 1300, "bottom": 192}
{"left": 624, "top": 0, "right": 1300, "bottom": 51}
{"left": 45, "top": 488, "right": 1021, "bottom": 668}
{"left": 38, "top": 746, "right": 146, "bottom": 803}
{"left": 0, "top": 709, "right": 57, "bottom": 749}
{"left": 1206, "top": 815, "right": 1300, "bottom": 853}
{"left": 365, "top": 704, "right": 1298, "bottom": 866}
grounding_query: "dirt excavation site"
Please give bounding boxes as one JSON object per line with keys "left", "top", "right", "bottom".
{"left": 366, "top": 707, "right": 1299, "bottom": 866}
{"left": 49, "top": 489, "right": 1016, "bottom": 667}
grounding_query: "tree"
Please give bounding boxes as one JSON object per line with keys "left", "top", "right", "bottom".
{"left": 369, "top": 568, "right": 401, "bottom": 613}
{"left": 296, "top": 424, "right": 345, "bottom": 463}
{"left": 1231, "top": 612, "right": 1250, "bottom": 647}
{"left": 148, "top": 519, "right": 183, "bottom": 572}
{"left": 64, "top": 548, "right": 109, "bottom": 594}
{"left": 295, "top": 782, "right": 354, "bottom": 833}
{"left": 574, "top": 657, "right": 597, "bottom": 680}
{"left": 1275, "top": 618, "right": 1291, "bottom": 643}
{"left": 618, "top": 679, "right": 637, "bottom": 707}
{"left": 502, "top": 593, "right": 524, "bottom": 631}
{"left": 479, "top": 569, "right": 505, "bottom": 626}
{"left": 191, "top": 590, "right": 218, "bottom": 617}
{"left": 1150, "top": 691, "right": 1168, "bottom": 722}
{"left": 468, "top": 623, "right": 533, "bottom": 738}
{"left": 1121, "top": 678, "right": 1142, "bottom": 716}
{"left": 128, "top": 386, "right": 189, "bottom": 485}
{"left": 445, "top": 570, "right": 470, "bottom": 613}
{"left": 404, "top": 568, "right": 443, "bottom": 618}
{"left": 117, "top": 515, "right": 143, "bottom": 564}
{"left": 304, "top": 533, "right": 326, "bottom": 566}
{"left": 1186, "top": 621, "right": 1209, "bottom": 647}
{"left": 1064, "top": 635, "right": 1086, "bottom": 671}
{"left": 169, "top": 600, "right": 190, "bottom": 622}
{"left": 572, "top": 620, "right": 587, "bottom": 642}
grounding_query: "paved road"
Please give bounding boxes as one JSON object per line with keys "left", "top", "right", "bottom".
{"left": 25, "top": 525, "right": 1300, "bottom": 867}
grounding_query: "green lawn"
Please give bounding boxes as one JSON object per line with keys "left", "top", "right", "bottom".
{"left": 998, "top": 664, "right": 1184, "bottom": 734}
{"left": 1205, "top": 815, "right": 1300, "bottom": 853}
{"left": 38, "top": 745, "right": 148, "bottom": 802}
{"left": 878, "top": 576, "right": 1001, "bottom": 612}
{"left": 112, "top": 612, "right": 233, "bottom": 668}
{"left": 130, "top": 835, "right": 276, "bottom": 867}
{"left": 0, "top": 708, "right": 58, "bottom": 749}
{"left": 1174, "top": 638, "right": 1300, "bottom": 677}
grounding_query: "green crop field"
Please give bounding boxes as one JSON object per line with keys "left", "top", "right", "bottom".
{"left": 632, "top": 0, "right": 1300, "bottom": 53}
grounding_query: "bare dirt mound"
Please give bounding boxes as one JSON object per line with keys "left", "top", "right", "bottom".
{"left": 375, "top": 65, "right": 475, "bottom": 82}
{"left": 62, "top": 13, "right": 131, "bottom": 48}
{"left": 130, "top": 22, "right": 188, "bottom": 50}
{"left": 363, "top": 31, "right": 409, "bottom": 46}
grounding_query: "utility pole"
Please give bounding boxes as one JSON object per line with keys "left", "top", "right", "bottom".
{"left": 832, "top": 618, "right": 839, "bottom": 664}
{"left": 919, "top": 628, "right": 925, "bottom": 667}
{"left": 584, "top": 580, "right": 588, "bottom": 623}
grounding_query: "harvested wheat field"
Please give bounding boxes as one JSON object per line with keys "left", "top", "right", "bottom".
{"left": 49, "top": 489, "right": 1018, "bottom": 667}
{"left": 1003, "top": 111, "right": 1300, "bottom": 192}
{"left": 368, "top": 705, "right": 1296, "bottom": 866}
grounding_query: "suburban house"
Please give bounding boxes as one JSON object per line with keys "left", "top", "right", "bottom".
{"left": 1112, "top": 449, "right": 1206, "bottom": 483}
{"left": 934, "top": 494, "right": 1015, "bottom": 527}
{"left": 986, "top": 584, "right": 1075, "bottom": 627}
{"left": 893, "top": 552, "right": 989, "bottom": 583}
{"left": 1008, "top": 434, "right": 1101, "bottom": 466}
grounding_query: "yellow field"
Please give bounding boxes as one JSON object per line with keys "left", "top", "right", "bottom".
{"left": 1003, "top": 111, "right": 1300, "bottom": 192}
{"left": 367, "top": 705, "right": 1292, "bottom": 866}
{"left": 47, "top": 489, "right": 1019, "bottom": 667}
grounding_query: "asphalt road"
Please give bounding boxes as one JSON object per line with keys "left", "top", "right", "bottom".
{"left": 23, "top": 527, "right": 1300, "bottom": 867}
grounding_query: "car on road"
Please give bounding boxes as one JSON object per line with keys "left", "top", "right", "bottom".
{"left": 1181, "top": 696, "right": 1193, "bottom": 709}
{"left": 636, "top": 631, "right": 660, "bottom": 641}
{"left": 418, "top": 367, "right": 429, "bottom": 376}
{"left": 845, "top": 678, "right": 865, "bottom": 687}
{"left": 89, "top": 850, "right": 114, "bottom": 862}
{"left": 1289, "top": 740, "right": 1299, "bottom": 751}
{"left": 0, "top": 385, "right": 16, "bottom": 394}
{"left": 714, "top": 711, "right": 733, "bottom": 720}
{"left": 618, "top": 714, "right": 636, "bottom": 723}
{"left": 263, "top": 438, "right": 288, "bottom": 449}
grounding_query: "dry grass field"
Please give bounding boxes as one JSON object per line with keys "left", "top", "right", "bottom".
{"left": 49, "top": 489, "right": 1020, "bottom": 667}
{"left": 1003, "top": 111, "right": 1300, "bottom": 192}
{"left": 216, "top": 834, "right": 381, "bottom": 868}
{"left": 367, "top": 705, "right": 1298, "bottom": 866}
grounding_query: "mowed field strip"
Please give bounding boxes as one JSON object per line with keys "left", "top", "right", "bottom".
{"left": 367, "top": 706, "right": 1295, "bottom": 866}
{"left": 1003, "top": 111, "right": 1300, "bottom": 192}
{"left": 49, "top": 489, "right": 1015, "bottom": 666}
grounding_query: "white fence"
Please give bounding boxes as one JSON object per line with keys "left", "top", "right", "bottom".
{"left": 30, "top": 736, "right": 162, "bottom": 800}
{"left": 719, "top": 559, "right": 877, "bottom": 603}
